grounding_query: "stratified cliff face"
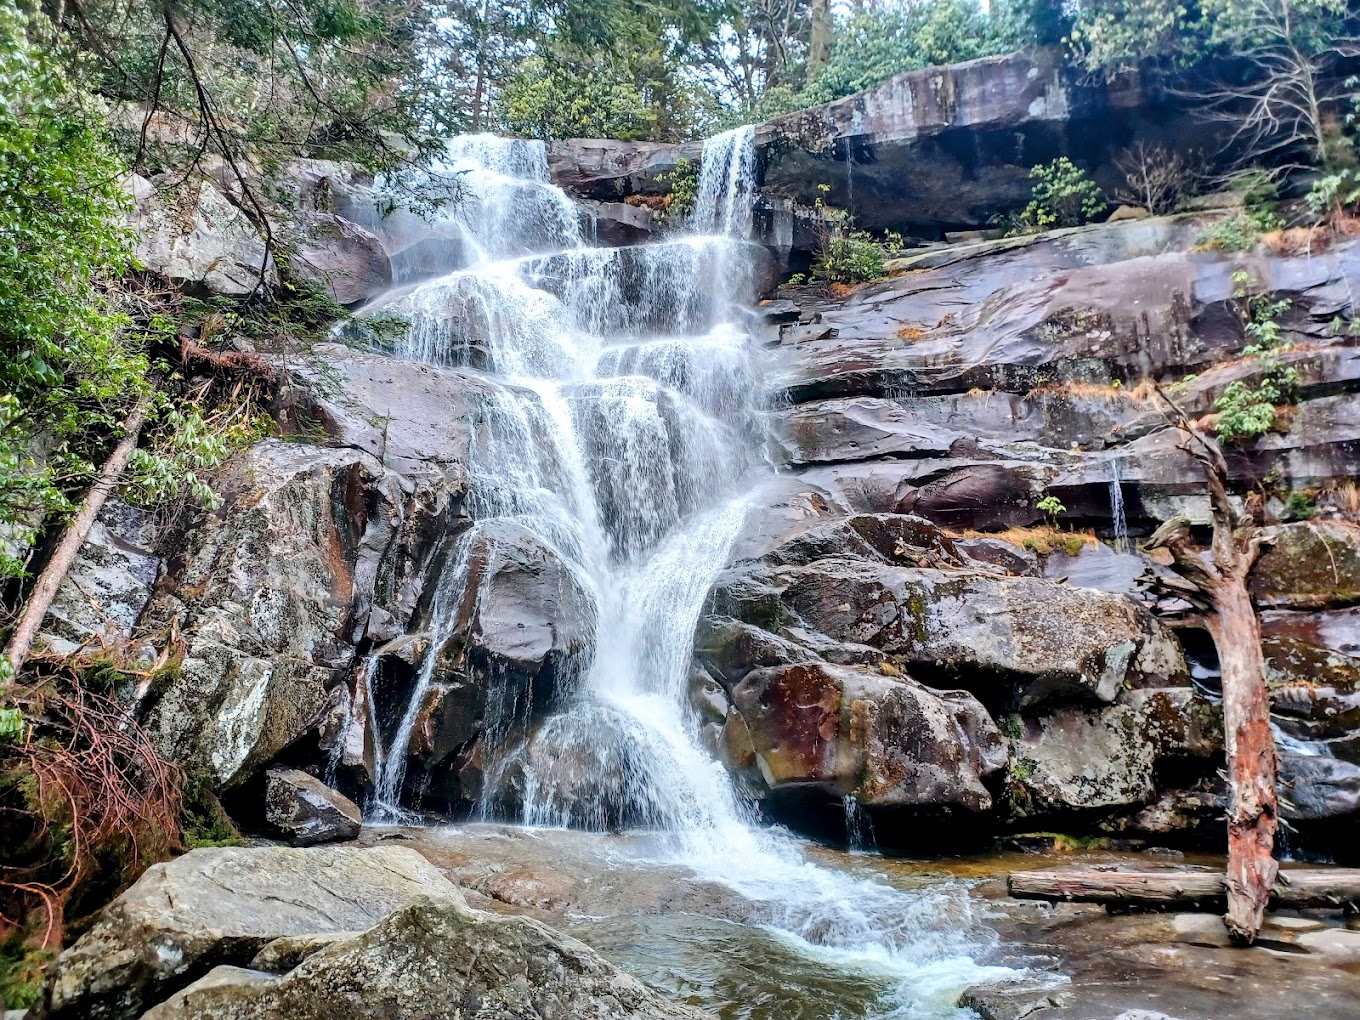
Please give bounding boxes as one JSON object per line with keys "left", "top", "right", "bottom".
{"left": 693, "top": 212, "right": 1360, "bottom": 849}
{"left": 549, "top": 48, "right": 1231, "bottom": 246}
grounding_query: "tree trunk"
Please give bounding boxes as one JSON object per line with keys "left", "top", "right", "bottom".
{"left": 1144, "top": 392, "right": 1280, "bottom": 945}
{"left": 1209, "top": 566, "right": 1279, "bottom": 944}
{"left": 807, "top": 0, "right": 832, "bottom": 78}
{"left": 3, "top": 399, "right": 151, "bottom": 675}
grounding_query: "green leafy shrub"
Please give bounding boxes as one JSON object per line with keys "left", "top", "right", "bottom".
{"left": 0, "top": 6, "right": 144, "bottom": 580}
{"left": 816, "top": 230, "right": 895, "bottom": 284}
{"left": 1285, "top": 490, "right": 1318, "bottom": 521}
{"left": 656, "top": 156, "right": 698, "bottom": 224}
{"left": 1012, "top": 158, "right": 1107, "bottom": 233}
{"left": 1036, "top": 494, "right": 1067, "bottom": 524}
{"left": 806, "top": 185, "right": 902, "bottom": 284}
{"left": 1214, "top": 271, "right": 1299, "bottom": 442}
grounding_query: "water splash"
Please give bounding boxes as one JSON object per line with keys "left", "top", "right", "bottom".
{"left": 692, "top": 125, "right": 758, "bottom": 238}
{"left": 844, "top": 793, "right": 878, "bottom": 853}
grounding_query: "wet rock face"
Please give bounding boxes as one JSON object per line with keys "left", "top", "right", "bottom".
{"left": 141, "top": 894, "right": 714, "bottom": 1020}
{"left": 398, "top": 521, "right": 598, "bottom": 791}
{"left": 725, "top": 661, "right": 1006, "bottom": 812}
{"left": 282, "top": 211, "right": 392, "bottom": 306}
{"left": 35, "top": 500, "right": 161, "bottom": 657}
{"left": 42, "top": 846, "right": 452, "bottom": 1020}
{"left": 548, "top": 52, "right": 1224, "bottom": 238}
{"left": 138, "top": 348, "right": 492, "bottom": 790}
{"left": 1279, "top": 753, "right": 1360, "bottom": 821}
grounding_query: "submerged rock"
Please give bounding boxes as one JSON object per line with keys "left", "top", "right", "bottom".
{"left": 140, "top": 893, "right": 713, "bottom": 1020}
{"left": 42, "top": 846, "right": 452, "bottom": 1020}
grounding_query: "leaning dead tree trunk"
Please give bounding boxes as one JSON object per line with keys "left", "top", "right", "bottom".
{"left": 3, "top": 398, "right": 151, "bottom": 676}
{"left": 1148, "top": 388, "right": 1277, "bottom": 944}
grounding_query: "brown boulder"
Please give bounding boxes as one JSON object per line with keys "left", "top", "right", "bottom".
{"left": 725, "top": 662, "right": 1006, "bottom": 811}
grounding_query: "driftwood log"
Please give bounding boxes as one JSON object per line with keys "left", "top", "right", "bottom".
{"left": 1009, "top": 867, "right": 1360, "bottom": 910}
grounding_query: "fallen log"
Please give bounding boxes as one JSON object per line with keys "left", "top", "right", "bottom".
{"left": 1008, "top": 867, "right": 1360, "bottom": 910}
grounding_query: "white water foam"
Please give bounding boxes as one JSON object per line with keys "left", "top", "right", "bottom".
{"left": 358, "top": 131, "right": 1023, "bottom": 1017}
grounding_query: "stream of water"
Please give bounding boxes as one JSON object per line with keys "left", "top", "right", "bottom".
{"left": 355, "top": 131, "right": 1023, "bottom": 1018}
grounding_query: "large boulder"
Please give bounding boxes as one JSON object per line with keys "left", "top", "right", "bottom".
{"left": 546, "top": 139, "right": 697, "bottom": 200}
{"left": 1003, "top": 688, "right": 1222, "bottom": 818}
{"left": 141, "top": 893, "right": 712, "bottom": 1020}
{"left": 1251, "top": 522, "right": 1360, "bottom": 610}
{"left": 131, "top": 178, "right": 277, "bottom": 296}
{"left": 283, "top": 211, "right": 392, "bottom": 306}
{"left": 41, "top": 846, "right": 452, "bottom": 1020}
{"left": 372, "top": 520, "right": 597, "bottom": 802}
{"left": 139, "top": 443, "right": 391, "bottom": 788}
{"left": 709, "top": 558, "right": 1187, "bottom": 708}
{"left": 138, "top": 348, "right": 492, "bottom": 788}
{"left": 724, "top": 661, "right": 1007, "bottom": 812}
{"left": 263, "top": 768, "right": 363, "bottom": 846}
{"left": 1278, "top": 753, "right": 1360, "bottom": 822}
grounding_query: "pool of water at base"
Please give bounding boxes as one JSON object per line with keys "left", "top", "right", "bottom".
{"left": 366, "top": 823, "right": 1052, "bottom": 1020}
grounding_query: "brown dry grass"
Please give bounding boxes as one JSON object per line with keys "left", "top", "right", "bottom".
{"left": 895, "top": 323, "right": 927, "bottom": 340}
{"left": 1, "top": 673, "right": 184, "bottom": 950}
{"left": 956, "top": 525, "right": 1100, "bottom": 557}
{"left": 1335, "top": 482, "right": 1360, "bottom": 517}
{"left": 1261, "top": 225, "right": 1330, "bottom": 257}
{"left": 1023, "top": 379, "right": 1158, "bottom": 405}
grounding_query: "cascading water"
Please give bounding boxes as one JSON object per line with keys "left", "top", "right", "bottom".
{"left": 692, "top": 126, "right": 758, "bottom": 237}
{"left": 1108, "top": 457, "right": 1129, "bottom": 553}
{"left": 357, "top": 130, "right": 1020, "bottom": 1018}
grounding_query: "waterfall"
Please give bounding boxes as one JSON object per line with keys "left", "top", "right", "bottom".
{"left": 357, "top": 131, "right": 1015, "bottom": 1017}
{"left": 692, "top": 125, "right": 757, "bottom": 237}
{"left": 1108, "top": 456, "right": 1129, "bottom": 553}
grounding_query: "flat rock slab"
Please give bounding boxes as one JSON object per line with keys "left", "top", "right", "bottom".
{"left": 43, "top": 845, "right": 453, "bottom": 1020}
{"left": 141, "top": 894, "right": 714, "bottom": 1020}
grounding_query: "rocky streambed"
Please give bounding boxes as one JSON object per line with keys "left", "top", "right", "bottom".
{"left": 32, "top": 828, "right": 1360, "bottom": 1020}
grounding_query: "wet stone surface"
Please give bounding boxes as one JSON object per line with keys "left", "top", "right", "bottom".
{"left": 354, "top": 825, "right": 1360, "bottom": 1020}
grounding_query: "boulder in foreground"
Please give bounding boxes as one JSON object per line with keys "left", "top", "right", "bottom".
{"left": 42, "top": 846, "right": 451, "bottom": 1020}
{"left": 141, "top": 893, "right": 713, "bottom": 1020}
